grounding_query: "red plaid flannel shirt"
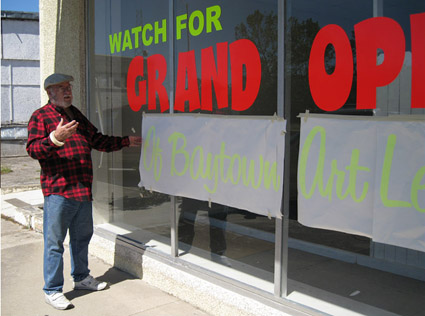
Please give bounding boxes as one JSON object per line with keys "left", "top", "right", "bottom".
{"left": 27, "top": 103, "right": 129, "bottom": 201}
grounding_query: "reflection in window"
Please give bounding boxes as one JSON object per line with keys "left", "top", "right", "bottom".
{"left": 89, "top": 0, "right": 171, "bottom": 243}
{"left": 174, "top": 0, "right": 278, "bottom": 288}
{"left": 285, "top": 1, "right": 424, "bottom": 314}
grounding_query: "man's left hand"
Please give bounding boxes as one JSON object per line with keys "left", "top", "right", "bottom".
{"left": 129, "top": 136, "right": 142, "bottom": 147}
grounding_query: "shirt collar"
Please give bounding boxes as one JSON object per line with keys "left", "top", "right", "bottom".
{"left": 48, "top": 102, "right": 74, "bottom": 115}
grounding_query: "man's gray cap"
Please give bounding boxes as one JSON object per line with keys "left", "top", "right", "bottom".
{"left": 44, "top": 73, "right": 74, "bottom": 90}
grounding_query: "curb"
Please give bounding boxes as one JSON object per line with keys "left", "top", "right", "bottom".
{"left": 1, "top": 190, "right": 44, "bottom": 233}
{"left": 1, "top": 185, "right": 41, "bottom": 195}
{"left": 1, "top": 203, "right": 43, "bottom": 233}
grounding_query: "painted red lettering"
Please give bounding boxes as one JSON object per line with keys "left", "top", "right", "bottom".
{"left": 309, "top": 14, "right": 425, "bottom": 112}
{"left": 410, "top": 12, "right": 425, "bottom": 109}
{"left": 308, "top": 24, "right": 353, "bottom": 111}
{"left": 175, "top": 50, "right": 201, "bottom": 112}
{"left": 128, "top": 39, "right": 262, "bottom": 113}
{"left": 127, "top": 55, "right": 169, "bottom": 112}
{"left": 147, "top": 54, "right": 169, "bottom": 112}
{"left": 127, "top": 56, "right": 146, "bottom": 112}
{"left": 355, "top": 17, "right": 405, "bottom": 109}
{"left": 201, "top": 42, "right": 228, "bottom": 111}
{"left": 230, "top": 39, "right": 261, "bottom": 111}
{"left": 175, "top": 39, "right": 261, "bottom": 112}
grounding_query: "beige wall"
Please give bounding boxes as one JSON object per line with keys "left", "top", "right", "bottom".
{"left": 39, "top": 0, "right": 86, "bottom": 113}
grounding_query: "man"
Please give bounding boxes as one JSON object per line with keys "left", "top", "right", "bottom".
{"left": 178, "top": 198, "right": 231, "bottom": 267}
{"left": 27, "top": 73, "right": 141, "bottom": 310}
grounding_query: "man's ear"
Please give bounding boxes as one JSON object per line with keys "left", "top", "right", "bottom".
{"left": 46, "top": 88, "right": 53, "bottom": 100}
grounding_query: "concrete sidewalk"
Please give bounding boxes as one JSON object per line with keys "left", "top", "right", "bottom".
{"left": 1, "top": 156, "right": 209, "bottom": 316}
{"left": 1, "top": 156, "right": 41, "bottom": 193}
{"left": 2, "top": 156, "right": 425, "bottom": 316}
{"left": 1, "top": 212, "right": 209, "bottom": 316}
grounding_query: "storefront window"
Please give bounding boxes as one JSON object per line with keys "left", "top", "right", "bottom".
{"left": 88, "top": 0, "right": 424, "bottom": 311}
{"left": 174, "top": 0, "right": 278, "bottom": 288}
{"left": 88, "top": 0, "right": 171, "bottom": 243}
{"left": 285, "top": 0, "right": 425, "bottom": 313}
{"left": 377, "top": 0, "right": 425, "bottom": 116}
{"left": 89, "top": 0, "right": 279, "bottom": 291}
{"left": 285, "top": 0, "right": 372, "bottom": 247}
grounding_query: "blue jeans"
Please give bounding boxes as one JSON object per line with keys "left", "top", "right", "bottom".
{"left": 43, "top": 195, "right": 93, "bottom": 294}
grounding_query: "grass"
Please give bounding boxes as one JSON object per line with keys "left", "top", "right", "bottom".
{"left": 1, "top": 166, "right": 13, "bottom": 174}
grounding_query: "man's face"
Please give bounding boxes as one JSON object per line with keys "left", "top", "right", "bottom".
{"left": 47, "top": 82, "right": 73, "bottom": 108}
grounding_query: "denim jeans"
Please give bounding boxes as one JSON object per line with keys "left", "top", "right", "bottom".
{"left": 43, "top": 194, "right": 93, "bottom": 294}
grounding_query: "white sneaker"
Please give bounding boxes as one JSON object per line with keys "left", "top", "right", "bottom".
{"left": 73, "top": 275, "right": 107, "bottom": 291}
{"left": 45, "top": 292, "right": 73, "bottom": 310}
{"left": 211, "top": 254, "right": 232, "bottom": 267}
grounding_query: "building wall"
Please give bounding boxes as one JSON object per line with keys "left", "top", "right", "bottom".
{"left": 1, "top": 0, "right": 86, "bottom": 157}
{"left": 39, "top": 0, "right": 86, "bottom": 113}
{"left": 1, "top": 11, "right": 40, "bottom": 156}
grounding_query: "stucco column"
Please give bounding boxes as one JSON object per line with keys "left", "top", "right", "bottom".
{"left": 39, "top": 0, "right": 86, "bottom": 113}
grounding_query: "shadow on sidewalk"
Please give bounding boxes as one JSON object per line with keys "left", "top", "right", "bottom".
{"left": 65, "top": 267, "right": 137, "bottom": 300}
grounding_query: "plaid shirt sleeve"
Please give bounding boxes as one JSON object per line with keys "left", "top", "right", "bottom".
{"left": 26, "top": 107, "right": 62, "bottom": 160}
{"left": 26, "top": 104, "right": 130, "bottom": 201}
{"left": 73, "top": 107, "right": 130, "bottom": 151}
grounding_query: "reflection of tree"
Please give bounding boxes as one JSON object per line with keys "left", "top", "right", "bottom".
{"left": 287, "top": 17, "right": 361, "bottom": 125}
{"left": 287, "top": 18, "right": 323, "bottom": 76}
{"left": 285, "top": 17, "right": 323, "bottom": 218}
{"left": 231, "top": 12, "right": 361, "bottom": 118}
{"left": 286, "top": 17, "right": 322, "bottom": 127}
{"left": 235, "top": 10, "right": 277, "bottom": 115}
{"left": 285, "top": 18, "right": 361, "bottom": 217}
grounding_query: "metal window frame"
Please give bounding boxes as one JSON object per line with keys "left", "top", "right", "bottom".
{"left": 166, "top": 0, "right": 289, "bottom": 298}
{"left": 169, "top": 0, "right": 179, "bottom": 259}
{"left": 86, "top": 0, "right": 289, "bottom": 300}
{"left": 274, "top": 0, "right": 288, "bottom": 298}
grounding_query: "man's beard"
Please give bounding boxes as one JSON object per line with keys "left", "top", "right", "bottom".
{"left": 50, "top": 92, "right": 72, "bottom": 108}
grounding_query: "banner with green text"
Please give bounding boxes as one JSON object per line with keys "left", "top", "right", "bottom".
{"left": 139, "top": 114, "right": 286, "bottom": 218}
{"left": 298, "top": 114, "right": 425, "bottom": 252}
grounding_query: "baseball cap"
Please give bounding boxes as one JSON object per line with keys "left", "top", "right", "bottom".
{"left": 44, "top": 73, "right": 74, "bottom": 90}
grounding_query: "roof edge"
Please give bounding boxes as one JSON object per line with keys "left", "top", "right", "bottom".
{"left": 1, "top": 10, "right": 39, "bottom": 21}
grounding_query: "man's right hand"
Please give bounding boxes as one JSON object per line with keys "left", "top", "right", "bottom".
{"left": 54, "top": 118, "right": 79, "bottom": 142}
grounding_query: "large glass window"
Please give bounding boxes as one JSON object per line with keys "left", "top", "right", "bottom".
{"left": 89, "top": 0, "right": 279, "bottom": 292}
{"left": 88, "top": 0, "right": 424, "bottom": 312}
{"left": 285, "top": 0, "right": 372, "bottom": 247}
{"left": 89, "top": 0, "right": 171, "bottom": 244}
{"left": 377, "top": 0, "right": 425, "bottom": 116}
{"left": 285, "top": 1, "right": 425, "bottom": 314}
{"left": 174, "top": 0, "right": 278, "bottom": 288}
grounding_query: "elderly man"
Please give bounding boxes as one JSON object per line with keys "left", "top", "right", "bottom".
{"left": 27, "top": 73, "right": 141, "bottom": 310}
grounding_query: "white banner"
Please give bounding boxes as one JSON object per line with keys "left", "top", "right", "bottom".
{"left": 297, "top": 117, "right": 376, "bottom": 237}
{"left": 139, "top": 114, "right": 286, "bottom": 218}
{"left": 298, "top": 114, "right": 425, "bottom": 252}
{"left": 372, "top": 120, "right": 425, "bottom": 251}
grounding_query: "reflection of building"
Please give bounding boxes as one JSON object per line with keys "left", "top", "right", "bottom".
{"left": 377, "top": 52, "right": 425, "bottom": 116}
{"left": 1, "top": 11, "right": 40, "bottom": 157}
{"left": 39, "top": 1, "right": 424, "bottom": 316}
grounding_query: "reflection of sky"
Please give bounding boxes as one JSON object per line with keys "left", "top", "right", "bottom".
{"left": 94, "top": 0, "right": 277, "bottom": 57}
{"left": 90, "top": 0, "right": 425, "bottom": 116}
{"left": 94, "top": 0, "right": 170, "bottom": 57}
{"left": 289, "top": 0, "right": 425, "bottom": 52}
{"left": 93, "top": 0, "right": 425, "bottom": 59}
{"left": 174, "top": 0, "right": 277, "bottom": 52}
{"left": 289, "top": 0, "right": 372, "bottom": 36}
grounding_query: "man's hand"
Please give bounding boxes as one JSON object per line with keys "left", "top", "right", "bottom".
{"left": 129, "top": 136, "right": 142, "bottom": 147}
{"left": 54, "top": 118, "right": 79, "bottom": 142}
